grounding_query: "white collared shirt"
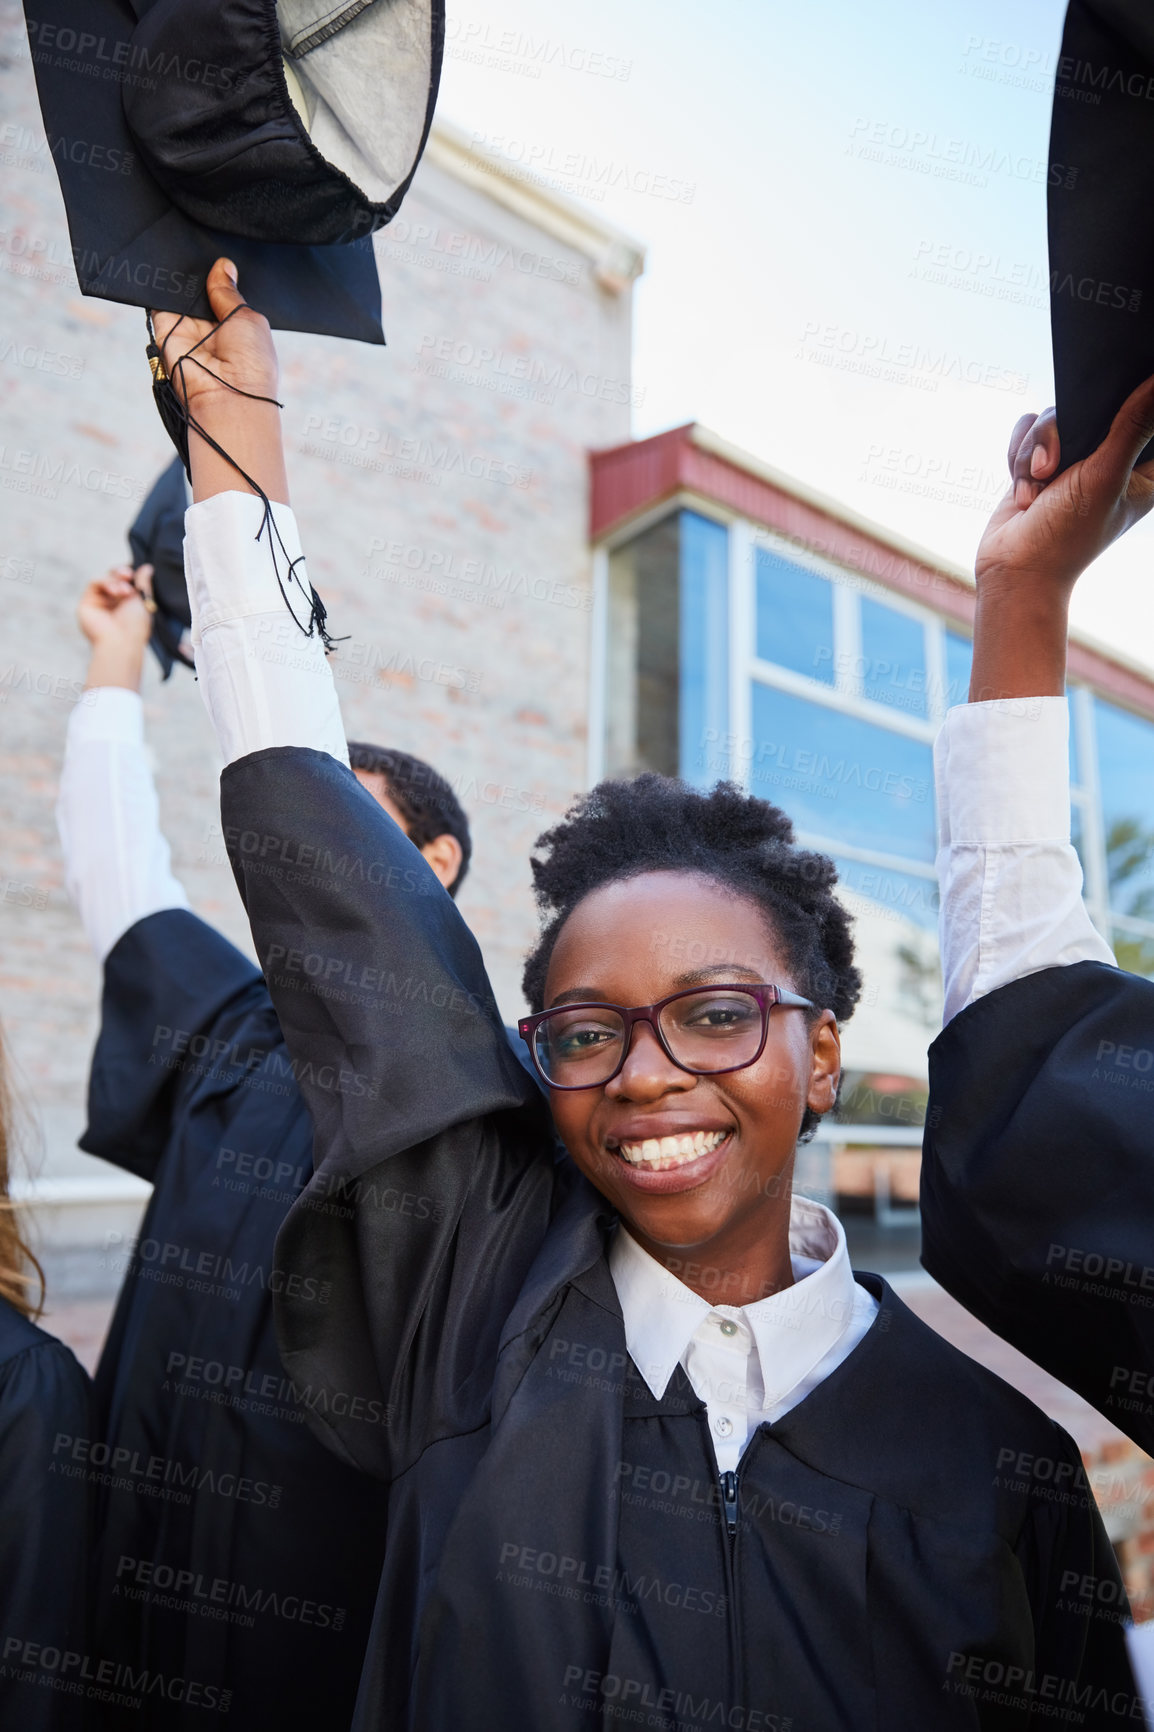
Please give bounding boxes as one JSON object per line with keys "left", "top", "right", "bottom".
{"left": 609, "top": 1195, "right": 878, "bottom": 1473}
{"left": 934, "top": 697, "right": 1116, "bottom": 1024}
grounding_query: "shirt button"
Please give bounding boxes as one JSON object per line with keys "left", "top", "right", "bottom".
{"left": 714, "top": 1416, "right": 734, "bottom": 1438}
{"left": 718, "top": 1319, "right": 738, "bottom": 1337}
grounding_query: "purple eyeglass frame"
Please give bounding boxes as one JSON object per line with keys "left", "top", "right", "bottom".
{"left": 517, "top": 983, "right": 816, "bottom": 1091}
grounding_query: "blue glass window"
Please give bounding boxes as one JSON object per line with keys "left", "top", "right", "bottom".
{"left": 944, "top": 630, "right": 973, "bottom": 711}
{"left": 1095, "top": 697, "right": 1154, "bottom": 917}
{"left": 679, "top": 513, "right": 730, "bottom": 789}
{"left": 755, "top": 550, "right": 834, "bottom": 685}
{"left": 750, "top": 684, "right": 936, "bottom": 862}
{"left": 859, "top": 598, "right": 927, "bottom": 718}
{"left": 832, "top": 856, "right": 940, "bottom": 931}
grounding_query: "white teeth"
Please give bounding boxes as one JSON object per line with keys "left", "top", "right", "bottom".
{"left": 616, "top": 1128, "right": 728, "bottom": 1170}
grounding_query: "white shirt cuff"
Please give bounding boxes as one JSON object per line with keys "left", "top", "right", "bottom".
{"left": 935, "top": 696, "right": 1115, "bottom": 1022}
{"left": 185, "top": 493, "right": 308, "bottom": 639}
{"left": 935, "top": 697, "right": 1070, "bottom": 844}
{"left": 183, "top": 493, "right": 349, "bottom": 770}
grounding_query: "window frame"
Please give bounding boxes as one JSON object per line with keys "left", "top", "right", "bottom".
{"left": 592, "top": 505, "right": 947, "bottom": 890}
{"left": 588, "top": 494, "right": 741, "bottom": 786}
{"left": 736, "top": 524, "right": 945, "bottom": 890}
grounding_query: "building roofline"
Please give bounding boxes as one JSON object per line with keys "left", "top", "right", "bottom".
{"left": 589, "top": 421, "right": 1154, "bottom": 715}
{"left": 425, "top": 118, "right": 646, "bottom": 293}
{"left": 686, "top": 424, "right": 975, "bottom": 590}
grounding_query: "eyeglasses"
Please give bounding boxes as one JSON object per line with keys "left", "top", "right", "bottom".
{"left": 517, "top": 984, "right": 815, "bottom": 1091}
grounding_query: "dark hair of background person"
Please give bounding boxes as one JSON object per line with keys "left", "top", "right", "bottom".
{"left": 347, "top": 742, "right": 472, "bottom": 897}
{"left": 0, "top": 1028, "right": 45, "bottom": 1319}
{"left": 521, "top": 775, "right": 862, "bottom": 1140}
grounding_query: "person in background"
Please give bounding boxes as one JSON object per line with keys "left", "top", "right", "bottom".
{"left": 58, "top": 565, "right": 473, "bottom": 1731}
{"left": 0, "top": 1026, "right": 94, "bottom": 1730}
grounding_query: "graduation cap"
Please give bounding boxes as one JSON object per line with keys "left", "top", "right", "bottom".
{"left": 1049, "top": 0, "right": 1154, "bottom": 469}
{"left": 23, "top": 0, "right": 444, "bottom": 344}
{"left": 127, "top": 456, "right": 193, "bottom": 679}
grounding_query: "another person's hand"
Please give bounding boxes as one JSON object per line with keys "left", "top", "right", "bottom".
{"left": 78, "top": 567, "right": 153, "bottom": 648}
{"left": 976, "top": 372, "right": 1154, "bottom": 597}
{"left": 967, "top": 373, "right": 1154, "bottom": 702}
{"left": 78, "top": 567, "right": 154, "bottom": 692}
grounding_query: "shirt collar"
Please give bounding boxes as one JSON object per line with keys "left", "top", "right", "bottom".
{"left": 608, "top": 1194, "right": 862, "bottom": 1403}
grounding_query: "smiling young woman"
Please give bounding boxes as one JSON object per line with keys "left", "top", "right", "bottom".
{"left": 519, "top": 775, "right": 856, "bottom": 1305}
{"left": 151, "top": 259, "right": 1136, "bottom": 1731}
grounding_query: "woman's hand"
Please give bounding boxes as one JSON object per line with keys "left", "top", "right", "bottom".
{"left": 975, "top": 372, "right": 1154, "bottom": 598}
{"left": 150, "top": 257, "right": 279, "bottom": 418}
{"left": 149, "top": 258, "right": 289, "bottom": 506}
{"left": 78, "top": 566, "right": 154, "bottom": 692}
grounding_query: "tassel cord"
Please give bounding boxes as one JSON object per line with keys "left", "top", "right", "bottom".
{"left": 147, "top": 309, "right": 343, "bottom": 652}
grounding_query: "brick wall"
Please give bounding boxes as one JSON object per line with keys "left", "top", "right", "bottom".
{"left": 0, "top": 0, "right": 636, "bottom": 1203}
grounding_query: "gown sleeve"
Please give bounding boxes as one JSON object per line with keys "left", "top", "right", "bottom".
{"left": 79, "top": 907, "right": 274, "bottom": 1184}
{"left": 219, "top": 745, "right": 559, "bottom": 1480}
{"left": 1013, "top": 1417, "right": 1138, "bottom": 1725}
{"left": 0, "top": 1328, "right": 94, "bottom": 1731}
{"left": 920, "top": 958, "right": 1154, "bottom": 1453}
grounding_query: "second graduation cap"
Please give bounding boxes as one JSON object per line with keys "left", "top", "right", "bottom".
{"left": 1049, "top": 0, "right": 1154, "bottom": 469}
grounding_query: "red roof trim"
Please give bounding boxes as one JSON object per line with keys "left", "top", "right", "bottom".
{"left": 590, "top": 425, "right": 1154, "bottom": 717}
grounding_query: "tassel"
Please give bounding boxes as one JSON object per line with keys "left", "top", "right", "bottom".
{"left": 146, "top": 337, "right": 193, "bottom": 480}
{"left": 146, "top": 310, "right": 345, "bottom": 657}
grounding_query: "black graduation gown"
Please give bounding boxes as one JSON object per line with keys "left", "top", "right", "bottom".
{"left": 218, "top": 745, "right": 1140, "bottom": 1729}
{"left": 79, "top": 909, "right": 391, "bottom": 1731}
{"left": 921, "top": 959, "right": 1154, "bottom": 1456}
{"left": 0, "top": 1297, "right": 94, "bottom": 1730}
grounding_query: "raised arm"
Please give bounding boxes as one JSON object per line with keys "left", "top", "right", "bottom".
{"left": 149, "top": 264, "right": 553, "bottom": 1476}
{"left": 56, "top": 568, "right": 190, "bottom": 961}
{"left": 151, "top": 261, "right": 526, "bottom": 1109}
{"left": 149, "top": 258, "right": 347, "bottom": 767}
{"left": 58, "top": 566, "right": 276, "bottom": 1182}
{"left": 921, "top": 377, "right": 1154, "bottom": 1464}
{"left": 935, "top": 382, "right": 1154, "bottom": 1021}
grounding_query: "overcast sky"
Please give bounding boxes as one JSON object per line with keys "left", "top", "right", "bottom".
{"left": 439, "top": 0, "right": 1154, "bottom": 669}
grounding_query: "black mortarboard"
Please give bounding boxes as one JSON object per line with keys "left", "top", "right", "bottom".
{"left": 1049, "top": 1, "right": 1154, "bottom": 469}
{"left": 127, "top": 457, "right": 192, "bottom": 679}
{"left": 22, "top": 0, "right": 444, "bottom": 344}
